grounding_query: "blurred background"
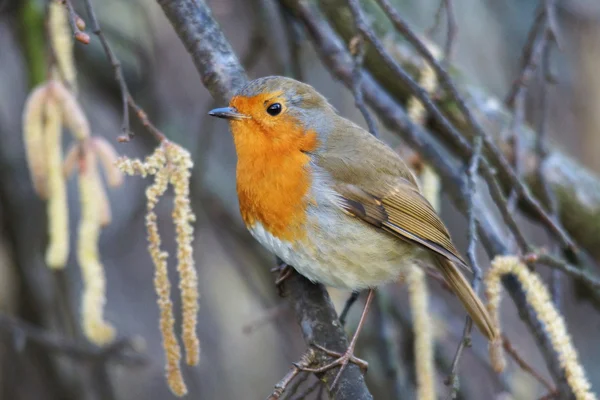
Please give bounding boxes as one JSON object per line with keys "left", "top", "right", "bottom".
{"left": 1, "top": 0, "right": 600, "bottom": 399}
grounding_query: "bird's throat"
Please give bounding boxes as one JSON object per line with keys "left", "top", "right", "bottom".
{"left": 234, "top": 130, "right": 317, "bottom": 243}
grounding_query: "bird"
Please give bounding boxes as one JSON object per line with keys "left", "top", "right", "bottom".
{"left": 209, "top": 76, "right": 498, "bottom": 387}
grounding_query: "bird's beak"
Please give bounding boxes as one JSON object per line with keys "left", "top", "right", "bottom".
{"left": 208, "top": 107, "right": 249, "bottom": 120}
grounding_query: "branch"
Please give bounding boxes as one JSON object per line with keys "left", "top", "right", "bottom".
{"left": 156, "top": 0, "right": 247, "bottom": 102}
{"left": 0, "top": 314, "right": 146, "bottom": 366}
{"left": 75, "top": 0, "right": 166, "bottom": 143}
{"left": 155, "top": 1, "right": 372, "bottom": 399}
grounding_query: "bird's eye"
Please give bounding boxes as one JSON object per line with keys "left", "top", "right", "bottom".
{"left": 266, "top": 103, "right": 282, "bottom": 116}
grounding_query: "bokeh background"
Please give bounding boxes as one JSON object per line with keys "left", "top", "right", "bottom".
{"left": 1, "top": 0, "right": 600, "bottom": 399}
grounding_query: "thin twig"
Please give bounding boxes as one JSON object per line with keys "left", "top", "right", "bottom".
{"left": 61, "top": 0, "right": 90, "bottom": 44}
{"left": 544, "top": 0, "right": 562, "bottom": 49}
{"left": 536, "top": 34, "right": 562, "bottom": 306}
{"left": 0, "top": 314, "right": 147, "bottom": 366}
{"left": 290, "top": 379, "right": 323, "bottom": 400}
{"left": 267, "top": 350, "right": 315, "bottom": 400}
{"left": 425, "top": 0, "right": 456, "bottom": 61}
{"left": 502, "top": 336, "right": 556, "bottom": 392}
{"left": 283, "top": 371, "right": 311, "bottom": 399}
{"left": 504, "top": 7, "right": 547, "bottom": 107}
{"left": 80, "top": 0, "right": 165, "bottom": 143}
{"left": 279, "top": 4, "right": 305, "bottom": 80}
{"left": 504, "top": 8, "right": 546, "bottom": 216}
{"left": 349, "top": 34, "right": 379, "bottom": 136}
{"left": 523, "top": 252, "right": 600, "bottom": 291}
{"left": 372, "top": 291, "right": 404, "bottom": 398}
{"left": 445, "top": 136, "right": 483, "bottom": 398}
{"left": 444, "top": 321, "right": 471, "bottom": 399}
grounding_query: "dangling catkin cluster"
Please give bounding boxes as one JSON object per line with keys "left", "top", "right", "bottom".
{"left": 116, "top": 141, "right": 199, "bottom": 397}
{"left": 147, "top": 167, "right": 186, "bottom": 396}
{"left": 75, "top": 149, "right": 117, "bottom": 345}
{"left": 23, "top": 82, "right": 70, "bottom": 268}
{"left": 485, "top": 256, "right": 596, "bottom": 400}
{"left": 23, "top": 78, "right": 122, "bottom": 346}
{"left": 22, "top": 3, "right": 123, "bottom": 346}
{"left": 165, "top": 144, "right": 199, "bottom": 366}
{"left": 404, "top": 39, "right": 441, "bottom": 400}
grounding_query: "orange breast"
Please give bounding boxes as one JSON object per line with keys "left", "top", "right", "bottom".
{"left": 231, "top": 112, "right": 319, "bottom": 243}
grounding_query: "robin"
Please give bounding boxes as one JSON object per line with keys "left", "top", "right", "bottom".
{"left": 209, "top": 76, "right": 497, "bottom": 386}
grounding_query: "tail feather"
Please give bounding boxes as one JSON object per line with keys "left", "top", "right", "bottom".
{"left": 436, "top": 256, "right": 498, "bottom": 341}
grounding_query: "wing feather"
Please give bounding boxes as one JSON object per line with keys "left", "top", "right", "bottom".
{"left": 333, "top": 182, "right": 468, "bottom": 269}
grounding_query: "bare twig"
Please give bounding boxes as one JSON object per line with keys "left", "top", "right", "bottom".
{"left": 372, "top": 291, "right": 404, "bottom": 398}
{"left": 445, "top": 136, "right": 483, "bottom": 398}
{"left": 283, "top": 371, "right": 311, "bottom": 399}
{"left": 279, "top": 4, "right": 305, "bottom": 80}
{"left": 502, "top": 336, "right": 556, "bottom": 392}
{"left": 425, "top": 0, "right": 456, "bottom": 61}
{"left": 504, "top": 8, "right": 546, "bottom": 216}
{"left": 349, "top": 35, "right": 379, "bottom": 136}
{"left": 466, "top": 137, "right": 484, "bottom": 278}
{"left": 523, "top": 252, "right": 600, "bottom": 291}
{"left": 0, "top": 314, "right": 147, "bottom": 366}
{"left": 61, "top": 0, "right": 90, "bottom": 44}
{"left": 504, "top": 7, "right": 547, "bottom": 107}
{"left": 290, "top": 379, "right": 323, "bottom": 400}
{"left": 79, "top": 0, "right": 166, "bottom": 142}
{"left": 536, "top": 35, "right": 562, "bottom": 306}
{"left": 267, "top": 350, "right": 314, "bottom": 400}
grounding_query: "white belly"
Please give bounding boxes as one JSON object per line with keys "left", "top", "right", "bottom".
{"left": 247, "top": 206, "right": 417, "bottom": 291}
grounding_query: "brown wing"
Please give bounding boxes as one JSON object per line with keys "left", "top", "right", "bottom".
{"left": 332, "top": 180, "right": 468, "bottom": 269}
{"left": 316, "top": 118, "right": 465, "bottom": 267}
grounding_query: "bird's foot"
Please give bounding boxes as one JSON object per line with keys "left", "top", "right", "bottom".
{"left": 294, "top": 343, "right": 368, "bottom": 391}
{"left": 270, "top": 263, "right": 293, "bottom": 296}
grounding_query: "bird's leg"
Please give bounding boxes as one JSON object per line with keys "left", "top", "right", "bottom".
{"left": 296, "top": 289, "right": 375, "bottom": 391}
{"left": 270, "top": 260, "right": 293, "bottom": 296}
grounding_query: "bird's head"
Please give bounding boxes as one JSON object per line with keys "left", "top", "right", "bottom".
{"left": 208, "top": 76, "right": 337, "bottom": 155}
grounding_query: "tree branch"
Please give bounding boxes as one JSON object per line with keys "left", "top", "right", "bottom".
{"left": 155, "top": 1, "right": 373, "bottom": 399}
{"left": 156, "top": 0, "right": 247, "bottom": 102}
{"left": 0, "top": 314, "right": 146, "bottom": 366}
